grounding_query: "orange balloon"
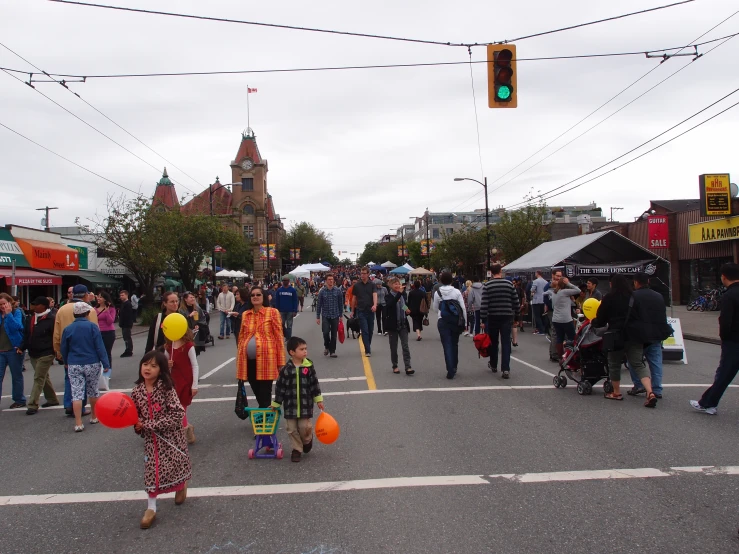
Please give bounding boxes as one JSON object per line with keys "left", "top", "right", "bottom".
{"left": 315, "top": 411, "right": 340, "bottom": 444}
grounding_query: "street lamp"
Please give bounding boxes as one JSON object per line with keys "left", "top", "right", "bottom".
{"left": 454, "top": 177, "right": 490, "bottom": 276}
{"left": 391, "top": 228, "right": 406, "bottom": 263}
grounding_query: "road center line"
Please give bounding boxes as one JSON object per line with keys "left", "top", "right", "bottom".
{"left": 1, "top": 465, "right": 735, "bottom": 506}
{"left": 358, "top": 335, "right": 377, "bottom": 390}
{"left": 200, "top": 357, "right": 235, "bottom": 380}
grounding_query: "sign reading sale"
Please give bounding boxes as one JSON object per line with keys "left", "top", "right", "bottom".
{"left": 647, "top": 215, "right": 669, "bottom": 249}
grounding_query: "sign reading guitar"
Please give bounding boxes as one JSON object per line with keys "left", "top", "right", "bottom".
{"left": 647, "top": 215, "right": 669, "bottom": 249}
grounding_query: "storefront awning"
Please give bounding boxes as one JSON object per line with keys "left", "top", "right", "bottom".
{"left": 0, "top": 229, "right": 30, "bottom": 268}
{"left": 51, "top": 269, "right": 121, "bottom": 287}
{"left": 14, "top": 238, "right": 79, "bottom": 271}
{"left": 0, "top": 268, "right": 61, "bottom": 286}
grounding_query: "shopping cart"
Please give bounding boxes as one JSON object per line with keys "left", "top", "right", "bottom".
{"left": 246, "top": 407, "right": 283, "bottom": 459}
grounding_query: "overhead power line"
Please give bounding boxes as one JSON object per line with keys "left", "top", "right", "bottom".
{"left": 5, "top": 32, "right": 737, "bottom": 80}
{"left": 49, "top": 0, "right": 695, "bottom": 48}
{"left": 503, "top": 87, "right": 739, "bottom": 210}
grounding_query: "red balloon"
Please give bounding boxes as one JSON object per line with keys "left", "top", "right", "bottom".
{"left": 315, "top": 411, "right": 340, "bottom": 445}
{"left": 96, "top": 392, "right": 139, "bottom": 429}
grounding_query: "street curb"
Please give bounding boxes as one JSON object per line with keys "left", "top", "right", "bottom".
{"left": 683, "top": 333, "right": 721, "bottom": 345}
{"left": 114, "top": 326, "right": 150, "bottom": 340}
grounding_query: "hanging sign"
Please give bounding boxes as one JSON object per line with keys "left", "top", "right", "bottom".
{"left": 699, "top": 174, "right": 731, "bottom": 216}
{"left": 647, "top": 215, "right": 669, "bottom": 249}
{"left": 290, "top": 248, "right": 301, "bottom": 260}
{"left": 397, "top": 246, "right": 408, "bottom": 257}
{"left": 268, "top": 244, "right": 277, "bottom": 260}
{"left": 259, "top": 244, "right": 268, "bottom": 260}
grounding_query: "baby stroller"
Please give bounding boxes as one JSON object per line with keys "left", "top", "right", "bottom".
{"left": 553, "top": 319, "right": 613, "bottom": 396}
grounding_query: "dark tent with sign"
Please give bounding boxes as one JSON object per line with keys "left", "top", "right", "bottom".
{"left": 503, "top": 230, "right": 671, "bottom": 303}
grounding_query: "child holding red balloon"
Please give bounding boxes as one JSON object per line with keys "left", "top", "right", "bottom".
{"left": 164, "top": 327, "right": 199, "bottom": 444}
{"left": 131, "top": 351, "right": 192, "bottom": 529}
{"left": 272, "top": 336, "right": 324, "bottom": 463}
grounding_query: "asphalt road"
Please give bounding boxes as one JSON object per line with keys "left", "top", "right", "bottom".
{"left": 1, "top": 309, "right": 738, "bottom": 553}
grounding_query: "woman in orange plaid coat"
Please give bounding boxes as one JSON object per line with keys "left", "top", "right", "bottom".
{"left": 236, "top": 286, "right": 285, "bottom": 407}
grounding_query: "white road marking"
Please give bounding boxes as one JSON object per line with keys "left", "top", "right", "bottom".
{"left": 0, "top": 465, "right": 735, "bottom": 506}
{"left": 200, "top": 357, "right": 235, "bottom": 380}
{"left": 511, "top": 356, "right": 556, "bottom": 377}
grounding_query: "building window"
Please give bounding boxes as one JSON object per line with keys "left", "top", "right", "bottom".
{"left": 432, "top": 228, "right": 440, "bottom": 239}
{"left": 241, "top": 178, "right": 254, "bottom": 192}
{"left": 243, "top": 225, "right": 254, "bottom": 239}
{"left": 243, "top": 204, "right": 254, "bottom": 215}
{"left": 447, "top": 228, "right": 454, "bottom": 235}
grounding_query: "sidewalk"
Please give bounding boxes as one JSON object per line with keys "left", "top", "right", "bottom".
{"left": 670, "top": 305, "right": 720, "bottom": 345}
{"left": 114, "top": 322, "right": 149, "bottom": 340}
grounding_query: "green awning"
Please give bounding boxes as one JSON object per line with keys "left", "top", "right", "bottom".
{"left": 52, "top": 269, "right": 121, "bottom": 287}
{"left": 0, "top": 229, "right": 30, "bottom": 267}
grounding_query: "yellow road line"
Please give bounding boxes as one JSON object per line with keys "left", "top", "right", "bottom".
{"left": 358, "top": 336, "right": 377, "bottom": 390}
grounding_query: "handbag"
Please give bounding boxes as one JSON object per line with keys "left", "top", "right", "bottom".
{"left": 338, "top": 318, "right": 345, "bottom": 344}
{"left": 234, "top": 379, "right": 249, "bottom": 420}
{"left": 422, "top": 316, "right": 429, "bottom": 326}
{"left": 602, "top": 296, "right": 634, "bottom": 352}
{"left": 419, "top": 297, "right": 428, "bottom": 314}
{"left": 98, "top": 366, "right": 110, "bottom": 392}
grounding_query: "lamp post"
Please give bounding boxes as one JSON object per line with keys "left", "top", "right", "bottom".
{"left": 391, "top": 228, "right": 406, "bottom": 264}
{"left": 610, "top": 207, "right": 623, "bottom": 222}
{"left": 454, "top": 177, "right": 490, "bottom": 277}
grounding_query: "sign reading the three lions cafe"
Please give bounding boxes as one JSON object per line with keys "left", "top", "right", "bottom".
{"left": 699, "top": 174, "right": 731, "bottom": 216}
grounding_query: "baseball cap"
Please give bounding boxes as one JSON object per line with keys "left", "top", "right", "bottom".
{"left": 73, "top": 302, "right": 92, "bottom": 315}
{"left": 72, "top": 284, "right": 89, "bottom": 296}
{"left": 31, "top": 296, "right": 50, "bottom": 308}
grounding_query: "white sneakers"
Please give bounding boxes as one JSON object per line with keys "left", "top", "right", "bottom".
{"left": 689, "top": 400, "right": 717, "bottom": 415}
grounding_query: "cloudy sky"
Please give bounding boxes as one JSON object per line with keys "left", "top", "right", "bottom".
{"left": 1, "top": 0, "right": 737, "bottom": 259}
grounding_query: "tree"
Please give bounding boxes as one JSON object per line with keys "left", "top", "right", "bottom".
{"left": 358, "top": 241, "right": 403, "bottom": 267}
{"left": 491, "top": 202, "right": 550, "bottom": 264}
{"left": 78, "top": 195, "right": 170, "bottom": 307}
{"left": 280, "top": 222, "right": 336, "bottom": 265}
{"left": 433, "top": 225, "right": 487, "bottom": 278}
{"left": 339, "top": 258, "right": 353, "bottom": 266}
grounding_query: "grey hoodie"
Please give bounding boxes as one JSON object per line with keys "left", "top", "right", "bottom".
{"left": 467, "top": 282, "right": 484, "bottom": 310}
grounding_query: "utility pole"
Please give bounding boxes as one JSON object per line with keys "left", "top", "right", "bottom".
{"left": 209, "top": 181, "right": 217, "bottom": 290}
{"left": 454, "top": 177, "right": 490, "bottom": 278}
{"left": 36, "top": 206, "right": 58, "bottom": 232}
{"left": 425, "top": 208, "right": 430, "bottom": 270}
{"left": 610, "top": 207, "right": 623, "bottom": 222}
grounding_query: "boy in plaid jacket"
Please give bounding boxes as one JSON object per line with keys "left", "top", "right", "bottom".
{"left": 272, "top": 336, "right": 324, "bottom": 462}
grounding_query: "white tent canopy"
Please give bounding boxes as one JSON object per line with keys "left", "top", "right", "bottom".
{"left": 231, "top": 270, "right": 249, "bottom": 278}
{"left": 289, "top": 265, "right": 310, "bottom": 277}
{"left": 216, "top": 269, "right": 235, "bottom": 277}
{"left": 301, "top": 263, "right": 332, "bottom": 272}
{"left": 381, "top": 261, "right": 398, "bottom": 268}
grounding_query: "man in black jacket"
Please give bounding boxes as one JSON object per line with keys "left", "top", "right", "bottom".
{"left": 118, "top": 290, "right": 134, "bottom": 358}
{"left": 625, "top": 273, "right": 673, "bottom": 398}
{"left": 21, "top": 297, "right": 59, "bottom": 415}
{"left": 691, "top": 263, "right": 739, "bottom": 415}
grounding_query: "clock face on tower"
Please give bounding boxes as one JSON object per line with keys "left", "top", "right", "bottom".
{"left": 241, "top": 159, "right": 254, "bottom": 170}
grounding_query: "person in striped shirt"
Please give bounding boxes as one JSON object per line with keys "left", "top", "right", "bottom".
{"left": 480, "top": 264, "right": 520, "bottom": 379}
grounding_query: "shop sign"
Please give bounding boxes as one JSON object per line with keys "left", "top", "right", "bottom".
{"left": 699, "top": 174, "right": 731, "bottom": 217}
{"left": 100, "top": 266, "right": 127, "bottom": 275}
{"left": 688, "top": 215, "right": 739, "bottom": 244}
{"left": 570, "top": 263, "right": 655, "bottom": 276}
{"left": 647, "top": 215, "right": 669, "bottom": 249}
{"left": 67, "top": 245, "right": 88, "bottom": 269}
{"left": 663, "top": 317, "right": 687, "bottom": 364}
{"left": 0, "top": 230, "right": 30, "bottom": 267}
{"left": 4, "top": 275, "right": 61, "bottom": 285}
{"left": 14, "top": 239, "right": 78, "bottom": 271}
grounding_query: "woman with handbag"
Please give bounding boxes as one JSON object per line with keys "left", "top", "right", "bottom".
{"left": 145, "top": 292, "right": 180, "bottom": 353}
{"left": 235, "top": 287, "right": 285, "bottom": 408}
{"left": 407, "top": 281, "right": 428, "bottom": 342}
{"left": 592, "top": 274, "right": 657, "bottom": 407}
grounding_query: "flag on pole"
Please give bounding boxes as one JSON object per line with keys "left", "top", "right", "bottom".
{"left": 248, "top": 87, "right": 257, "bottom": 93}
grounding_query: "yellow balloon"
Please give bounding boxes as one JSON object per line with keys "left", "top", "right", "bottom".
{"left": 582, "top": 298, "right": 601, "bottom": 320}
{"left": 162, "top": 312, "right": 188, "bottom": 341}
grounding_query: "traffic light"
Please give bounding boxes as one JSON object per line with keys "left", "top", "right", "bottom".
{"left": 487, "top": 43, "right": 517, "bottom": 108}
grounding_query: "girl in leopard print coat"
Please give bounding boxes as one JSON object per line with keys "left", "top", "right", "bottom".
{"left": 132, "top": 351, "right": 192, "bottom": 528}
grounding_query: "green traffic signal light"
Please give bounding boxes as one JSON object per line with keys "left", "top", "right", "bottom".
{"left": 487, "top": 43, "right": 518, "bottom": 108}
{"left": 494, "top": 49, "right": 514, "bottom": 103}
{"left": 496, "top": 85, "right": 511, "bottom": 100}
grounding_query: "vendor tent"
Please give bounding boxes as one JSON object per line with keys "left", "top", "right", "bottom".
{"left": 369, "top": 264, "right": 386, "bottom": 272}
{"left": 216, "top": 269, "right": 234, "bottom": 277}
{"left": 301, "top": 263, "right": 332, "bottom": 272}
{"left": 390, "top": 264, "right": 412, "bottom": 275}
{"left": 381, "top": 261, "right": 398, "bottom": 268}
{"left": 289, "top": 265, "right": 310, "bottom": 278}
{"left": 409, "top": 267, "right": 433, "bottom": 276}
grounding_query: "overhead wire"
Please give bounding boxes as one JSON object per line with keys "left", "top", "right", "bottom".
{"left": 467, "top": 47, "right": 485, "bottom": 184}
{"left": 503, "top": 86, "right": 739, "bottom": 210}
{"left": 48, "top": 0, "right": 695, "bottom": 48}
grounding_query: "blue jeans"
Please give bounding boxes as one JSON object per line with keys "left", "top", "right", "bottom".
{"left": 627, "top": 341, "right": 663, "bottom": 394}
{"left": 64, "top": 366, "right": 87, "bottom": 410}
{"left": 220, "top": 311, "right": 231, "bottom": 337}
{"left": 357, "top": 309, "right": 375, "bottom": 354}
{"left": 280, "top": 312, "right": 295, "bottom": 340}
{"left": 437, "top": 318, "right": 462, "bottom": 377}
{"left": 0, "top": 350, "right": 25, "bottom": 404}
{"left": 699, "top": 339, "right": 739, "bottom": 408}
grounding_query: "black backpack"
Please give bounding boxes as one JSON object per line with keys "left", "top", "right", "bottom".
{"left": 435, "top": 291, "right": 466, "bottom": 329}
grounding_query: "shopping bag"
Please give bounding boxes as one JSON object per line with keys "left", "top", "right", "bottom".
{"left": 338, "top": 318, "right": 345, "bottom": 344}
{"left": 98, "top": 366, "right": 110, "bottom": 391}
{"left": 234, "top": 380, "right": 249, "bottom": 420}
{"left": 422, "top": 316, "right": 429, "bottom": 326}
{"left": 473, "top": 333, "right": 492, "bottom": 358}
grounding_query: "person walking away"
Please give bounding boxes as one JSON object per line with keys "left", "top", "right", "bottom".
{"left": 316, "top": 274, "right": 343, "bottom": 358}
{"left": 216, "top": 284, "right": 235, "bottom": 340}
{"left": 545, "top": 276, "right": 581, "bottom": 361}
{"left": 592, "top": 274, "right": 657, "bottom": 407}
{"left": 375, "top": 280, "right": 387, "bottom": 336}
{"left": 386, "top": 277, "right": 413, "bottom": 375}
{"left": 530, "top": 270, "right": 548, "bottom": 335}
{"left": 228, "top": 288, "right": 250, "bottom": 344}
{"left": 0, "top": 292, "right": 26, "bottom": 409}
{"left": 691, "top": 263, "right": 739, "bottom": 415}
{"left": 467, "top": 276, "right": 484, "bottom": 337}
{"left": 433, "top": 271, "right": 467, "bottom": 379}
{"left": 60, "top": 302, "right": 110, "bottom": 431}
{"left": 543, "top": 271, "right": 561, "bottom": 362}
{"left": 95, "top": 291, "right": 116, "bottom": 380}
{"left": 130, "top": 290, "right": 141, "bottom": 317}
{"left": 352, "top": 267, "right": 378, "bottom": 357}
{"left": 625, "top": 273, "right": 673, "bottom": 399}
{"left": 463, "top": 280, "right": 474, "bottom": 337}
{"left": 585, "top": 277, "right": 603, "bottom": 301}
{"left": 236, "top": 287, "right": 285, "bottom": 408}
{"left": 119, "top": 290, "right": 135, "bottom": 358}
{"left": 53, "top": 285, "right": 98, "bottom": 417}
{"left": 480, "top": 265, "right": 519, "bottom": 379}
{"left": 274, "top": 277, "right": 299, "bottom": 340}
{"left": 407, "top": 281, "right": 427, "bottom": 342}
{"left": 296, "top": 281, "right": 306, "bottom": 312}
{"left": 271, "top": 336, "right": 324, "bottom": 463}
{"left": 132, "top": 351, "right": 192, "bottom": 529}
{"left": 21, "top": 296, "right": 59, "bottom": 414}
{"left": 164, "top": 327, "right": 199, "bottom": 444}
{"left": 145, "top": 292, "right": 180, "bottom": 352}
{"left": 345, "top": 276, "right": 358, "bottom": 313}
